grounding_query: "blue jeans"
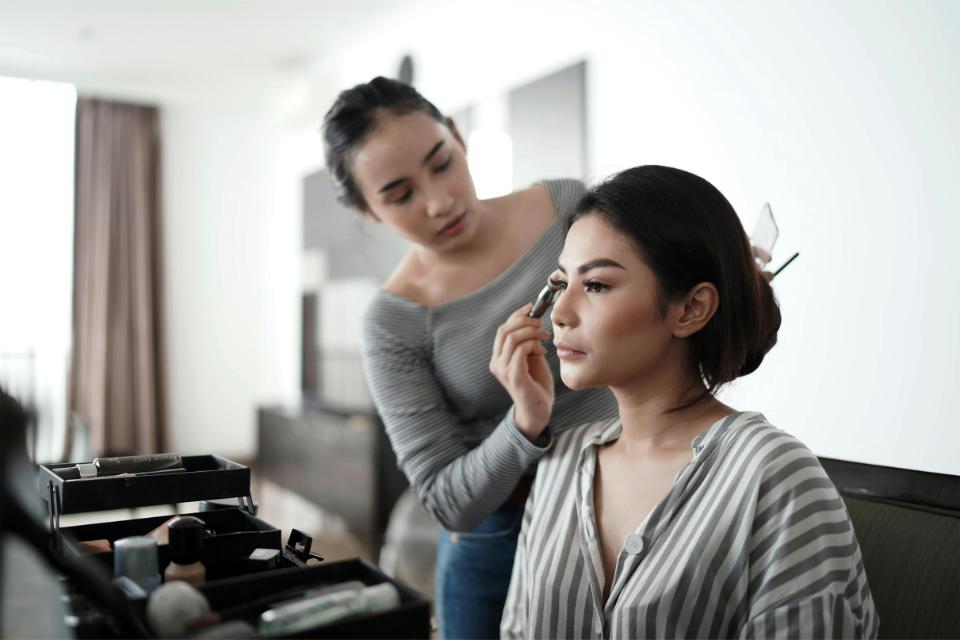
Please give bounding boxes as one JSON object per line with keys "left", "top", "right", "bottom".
{"left": 434, "top": 502, "right": 523, "bottom": 639}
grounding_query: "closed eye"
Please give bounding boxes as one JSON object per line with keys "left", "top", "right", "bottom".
{"left": 434, "top": 155, "right": 452, "bottom": 173}
{"left": 391, "top": 190, "right": 413, "bottom": 204}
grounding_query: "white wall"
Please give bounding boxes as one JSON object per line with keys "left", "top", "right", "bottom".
{"left": 162, "top": 106, "right": 310, "bottom": 458}
{"left": 24, "top": 1, "right": 953, "bottom": 471}
{"left": 287, "top": 0, "right": 959, "bottom": 474}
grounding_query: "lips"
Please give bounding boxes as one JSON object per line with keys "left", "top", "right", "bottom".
{"left": 554, "top": 339, "right": 586, "bottom": 360}
{"left": 437, "top": 213, "right": 466, "bottom": 237}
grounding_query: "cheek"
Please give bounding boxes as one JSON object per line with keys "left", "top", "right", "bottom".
{"left": 450, "top": 156, "right": 475, "bottom": 196}
{"left": 581, "top": 300, "right": 668, "bottom": 381}
{"left": 591, "top": 300, "right": 659, "bottom": 345}
{"left": 380, "top": 212, "right": 430, "bottom": 241}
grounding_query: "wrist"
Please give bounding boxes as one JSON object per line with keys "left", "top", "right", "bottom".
{"left": 513, "top": 411, "right": 549, "bottom": 442}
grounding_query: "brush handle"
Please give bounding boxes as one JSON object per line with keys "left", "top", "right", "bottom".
{"left": 94, "top": 454, "right": 183, "bottom": 476}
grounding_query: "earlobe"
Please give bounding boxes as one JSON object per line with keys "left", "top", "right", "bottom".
{"left": 673, "top": 283, "right": 719, "bottom": 338}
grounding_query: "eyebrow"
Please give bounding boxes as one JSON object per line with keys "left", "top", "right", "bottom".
{"left": 423, "top": 140, "right": 445, "bottom": 164}
{"left": 556, "top": 258, "right": 627, "bottom": 274}
{"left": 377, "top": 140, "right": 446, "bottom": 194}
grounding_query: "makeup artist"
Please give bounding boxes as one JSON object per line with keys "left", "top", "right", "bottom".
{"left": 321, "top": 77, "right": 617, "bottom": 639}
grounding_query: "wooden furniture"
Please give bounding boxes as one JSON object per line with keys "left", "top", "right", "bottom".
{"left": 255, "top": 404, "right": 408, "bottom": 557}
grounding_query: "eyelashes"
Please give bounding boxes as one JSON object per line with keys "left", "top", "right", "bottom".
{"left": 388, "top": 155, "right": 453, "bottom": 205}
{"left": 548, "top": 277, "right": 610, "bottom": 293}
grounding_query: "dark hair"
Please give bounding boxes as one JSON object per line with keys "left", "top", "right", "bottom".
{"left": 568, "top": 165, "right": 781, "bottom": 408}
{"left": 322, "top": 76, "right": 447, "bottom": 211}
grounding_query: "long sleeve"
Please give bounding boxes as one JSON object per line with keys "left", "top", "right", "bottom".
{"left": 362, "top": 305, "right": 553, "bottom": 532}
{"left": 739, "top": 591, "right": 875, "bottom": 639}
{"left": 738, "top": 443, "right": 879, "bottom": 639}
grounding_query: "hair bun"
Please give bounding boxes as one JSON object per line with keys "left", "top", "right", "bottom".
{"left": 739, "top": 272, "right": 781, "bottom": 376}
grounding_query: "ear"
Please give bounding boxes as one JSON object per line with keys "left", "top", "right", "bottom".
{"left": 446, "top": 116, "right": 467, "bottom": 151}
{"left": 672, "top": 282, "right": 719, "bottom": 338}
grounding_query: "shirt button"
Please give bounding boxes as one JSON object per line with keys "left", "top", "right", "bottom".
{"left": 625, "top": 534, "right": 644, "bottom": 555}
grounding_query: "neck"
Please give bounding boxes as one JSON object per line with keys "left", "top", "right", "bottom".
{"left": 609, "top": 359, "right": 730, "bottom": 454}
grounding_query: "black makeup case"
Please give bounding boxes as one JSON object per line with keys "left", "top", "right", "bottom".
{"left": 37, "top": 455, "right": 282, "bottom": 576}
{"left": 36, "top": 454, "right": 431, "bottom": 638}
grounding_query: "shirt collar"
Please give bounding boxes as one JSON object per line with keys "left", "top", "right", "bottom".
{"left": 579, "top": 411, "right": 758, "bottom": 455}
{"left": 691, "top": 410, "right": 764, "bottom": 454}
{"left": 580, "top": 418, "right": 622, "bottom": 452}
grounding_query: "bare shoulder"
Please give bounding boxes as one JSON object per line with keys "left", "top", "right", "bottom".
{"left": 503, "top": 182, "right": 554, "bottom": 214}
{"left": 489, "top": 183, "right": 556, "bottom": 228}
{"left": 382, "top": 250, "right": 427, "bottom": 302}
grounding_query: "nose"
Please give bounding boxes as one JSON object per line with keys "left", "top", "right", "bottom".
{"left": 551, "top": 287, "right": 577, "bottom": 329}
{"left": 424, "top": 184, "right": 455, "bottom": 218}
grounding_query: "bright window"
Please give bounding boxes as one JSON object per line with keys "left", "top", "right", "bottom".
{"left": 0, "top": 75, "right": 76, "bottom": 462}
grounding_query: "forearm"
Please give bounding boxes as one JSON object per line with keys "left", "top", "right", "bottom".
{"left": 402, "top": 408, "right": 550, "bottom": 531}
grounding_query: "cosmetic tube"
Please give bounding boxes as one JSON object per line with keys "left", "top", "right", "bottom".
{"left": 258, "top": 582, "right": 400, "bottom": 636}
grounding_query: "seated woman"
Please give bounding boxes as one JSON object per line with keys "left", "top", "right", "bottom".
{"left": 498, "top": 166, "right": 878, "bottom": 639}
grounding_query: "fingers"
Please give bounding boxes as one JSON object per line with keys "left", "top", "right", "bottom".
{"left": 491, "top": 328, "right": 549, "bottom": 378}
{"left": 527, "top": 346, "right": 551, "bottom": 378}
{"left": 505, "top": 337, "right": 544, "bottom": 385}
{"left": 493, "top": 304, "right": 549, "bottom": 360}
{"left": 751, "top": 245, "right": 772, "bottom": 265}
{"left": 489, "top": 306, "right": 556, "bottom": 435}
{"left": 492, "top": 304, "right": 530, "bottom": 359}
{"left": 490, "top": 315, "right": 550, "bottom": 384}
{"left": 500, "top": 326, "right": 550, "bottom": 361}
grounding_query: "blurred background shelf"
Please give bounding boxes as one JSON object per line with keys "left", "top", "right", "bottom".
{"left": 256, "top": 403, "right": 408, "bottom": 559}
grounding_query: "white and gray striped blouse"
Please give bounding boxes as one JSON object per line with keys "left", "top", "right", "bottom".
{"left": 502, "top": 411, "right": 878, "bottom": 639}
{"left": 362, "top": 179, "right": 618, "bottom": 532}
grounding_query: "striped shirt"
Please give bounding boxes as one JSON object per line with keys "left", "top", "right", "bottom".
{"left": 362, "top": 179, "right": 618, "bottom": 532}
{"left": 501, "top": 412, "right": 879, "bottom": 639}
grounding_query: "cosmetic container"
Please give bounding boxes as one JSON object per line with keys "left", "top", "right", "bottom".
{"left": 164, "top": 516, "right": 206, "bottom": 586}
{"left": 113, "top": 536, "right": 161, "bottom": 593}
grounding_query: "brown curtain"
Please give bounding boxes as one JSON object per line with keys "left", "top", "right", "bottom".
{"left": 68, "top": 98, "right": 165, "bottom": 456}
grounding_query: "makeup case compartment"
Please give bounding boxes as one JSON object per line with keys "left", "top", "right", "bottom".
{"left": 63, "top": 507, "right": 288, "bottom": 580}
{"left": 198, "top": 558, "right": 431, "bottom": 638}
{"left": 37, "top": 455, "right": 281, "bottom": 565}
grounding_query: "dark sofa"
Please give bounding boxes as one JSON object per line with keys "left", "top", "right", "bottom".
{"left": 820, "top": 457, "right": 960, "bottom": 639}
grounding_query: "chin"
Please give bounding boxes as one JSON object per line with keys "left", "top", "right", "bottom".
{"left": 559, "top": 366, "right": 601, "bottom": 391}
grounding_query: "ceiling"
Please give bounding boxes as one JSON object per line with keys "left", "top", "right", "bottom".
{"left": 0, "top": 0, "right": 406, "bottom": 107}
